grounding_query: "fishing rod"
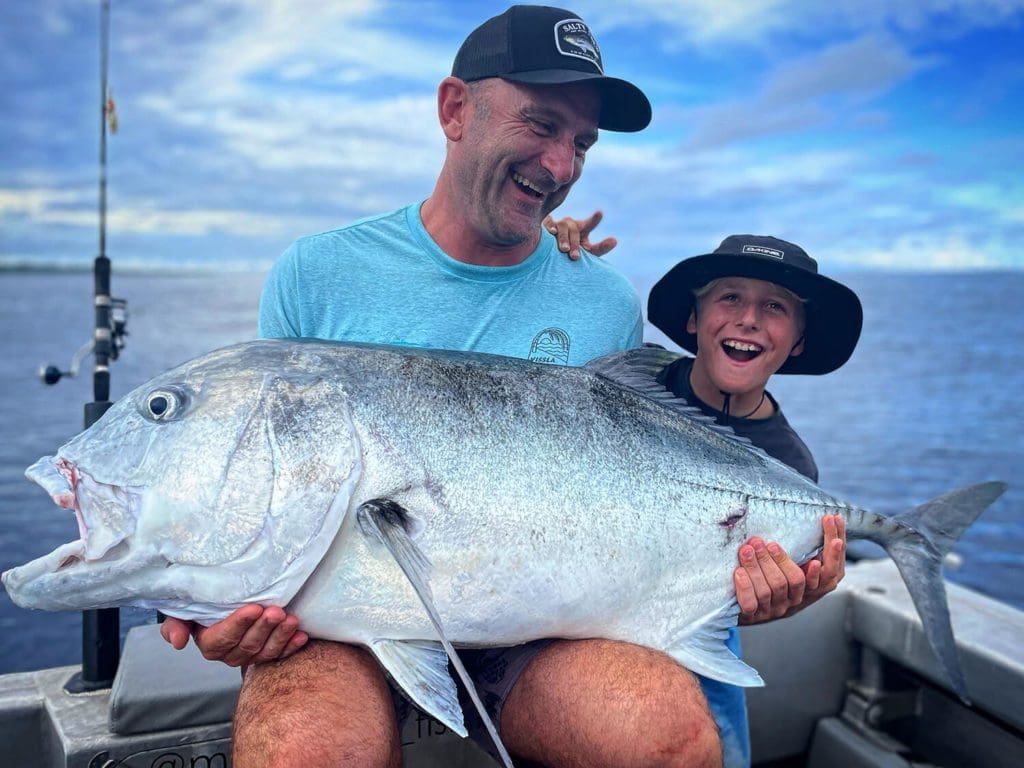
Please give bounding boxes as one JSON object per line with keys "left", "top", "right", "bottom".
{"left": 39, "top": 0, "right": 128, "bottom": 693}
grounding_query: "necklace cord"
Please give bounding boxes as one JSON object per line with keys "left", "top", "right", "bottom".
{"left": 734, "top": 391, "right": 767, "bottom": 419}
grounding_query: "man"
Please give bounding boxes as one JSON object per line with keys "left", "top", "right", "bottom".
{"left": 162, "top": 6, "right": 728, "bottom": 767}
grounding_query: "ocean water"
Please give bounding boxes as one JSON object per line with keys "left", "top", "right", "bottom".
{"left": 0, "top": 269, "right": 1020, "bottom": 675}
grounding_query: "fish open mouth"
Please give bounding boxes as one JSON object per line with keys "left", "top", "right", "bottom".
{"left": 722, "top": 339, "right": 763, "bottom": 362}
{"left": 24, "top": 455, "right": 139, "bottom": 571}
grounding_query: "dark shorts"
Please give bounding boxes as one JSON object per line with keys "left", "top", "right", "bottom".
{"left": 391, "top": 638, "right": 553, "bottom": 759}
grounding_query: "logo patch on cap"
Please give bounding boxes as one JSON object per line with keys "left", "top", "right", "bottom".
{"left": 554, "top": 19, "right": 602, "bottom": 71}
{"left": 742, "top": 244, "right": 785, "bottom": 259}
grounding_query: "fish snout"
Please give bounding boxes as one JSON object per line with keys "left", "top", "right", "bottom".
{"left": 26, "top": 455, "right": 76, "bottom": 508}
{"left": 25, "top": 455, "right": 137, "bottom": 563}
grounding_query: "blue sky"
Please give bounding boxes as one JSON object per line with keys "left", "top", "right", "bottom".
{"left": 2, "top": 0, "right": 1022, "bottom": 284}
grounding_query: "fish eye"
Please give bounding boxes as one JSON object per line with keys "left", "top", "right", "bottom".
{"left": 144, "top": 389, "right": 183, "bottom": 421}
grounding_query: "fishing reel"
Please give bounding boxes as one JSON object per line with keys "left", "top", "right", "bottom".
{"left": 40, "top": 297, "right": 128, "bottom": 385}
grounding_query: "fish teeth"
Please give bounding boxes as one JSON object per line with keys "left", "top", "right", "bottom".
{"left": 512, "top": 172, "right": 543, "bottom": 195}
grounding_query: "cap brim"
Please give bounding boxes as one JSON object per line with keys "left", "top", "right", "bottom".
{"left": 647, "top": 253, "right": 863, "bottom": 375}
{"left": 501, "top": 70, "right": 652, "bottom": 132}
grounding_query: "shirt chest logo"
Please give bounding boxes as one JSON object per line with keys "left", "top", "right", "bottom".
{"left": 529, "top": 328, "right": 571, "bottom": 365}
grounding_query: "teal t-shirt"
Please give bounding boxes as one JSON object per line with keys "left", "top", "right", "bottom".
{"left": 258, "top": 202, "right": 642, "bottom": 364}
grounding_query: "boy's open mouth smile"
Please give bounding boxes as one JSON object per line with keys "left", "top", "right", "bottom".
{"left": 721, "top": 339, "right": 763, "bottom": 362}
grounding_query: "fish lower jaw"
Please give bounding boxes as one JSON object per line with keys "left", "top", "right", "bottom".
{"left": 50, "top": 536, "right": 130, "bottom": 574}
{"left": 0, "top": 540, "right": 86, "bottom": 599}
{"left": 57, "top": 541, "right": 86, "bottom": 569}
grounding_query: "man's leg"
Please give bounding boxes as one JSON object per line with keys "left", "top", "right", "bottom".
{"left": 233, "top": 640, "right": 401, "bottom": 768}
{"left": 500, "top": 639, "right": 722, "bottom": 768}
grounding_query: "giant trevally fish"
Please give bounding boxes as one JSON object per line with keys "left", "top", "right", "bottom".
{"left": 2, "top": 340, "right": 1005, "bottom": 745}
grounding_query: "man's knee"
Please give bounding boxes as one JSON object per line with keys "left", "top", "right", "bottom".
{"left": 503, "top": 639, "right": 722, "bottom": 768}
{"left": 233, "top": 640, "right": 401, "bottom": 768}
{"left": 599, "top": 648, "right": 722, "bottom": 768}
{"left": 628, "top": 678, "right": 722, "bottom": 768}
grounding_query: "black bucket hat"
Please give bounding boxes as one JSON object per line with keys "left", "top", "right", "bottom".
{"left": 452, "top": 5, "right": 652, "bottom": 132}
{"left": 648, "top": 235, "right": 863, "bottom": 375}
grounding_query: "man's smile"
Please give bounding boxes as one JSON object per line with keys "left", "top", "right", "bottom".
{"left": 511, "top": 171, "right": 546, "bottom": 200}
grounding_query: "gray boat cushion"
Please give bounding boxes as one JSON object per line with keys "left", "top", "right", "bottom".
{"left": 109, "top": 623, "right": 241, "bottom": 734}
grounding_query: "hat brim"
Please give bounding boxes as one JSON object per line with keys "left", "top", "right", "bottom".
{"left": 647, "top": 253, "right": 863, "bottom": 375}
{"left": 501, "top": 70, "right": 652, "bottom": 132}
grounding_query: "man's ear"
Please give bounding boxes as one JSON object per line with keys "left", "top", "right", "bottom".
{"left": 686, "top": 308, "right": 698, "bottom": 335}
{"left": 437, "top": 77, "right": 469, "bottom": 141}
{"left": 789, "top": 336, "right": 805, "bottom": 357}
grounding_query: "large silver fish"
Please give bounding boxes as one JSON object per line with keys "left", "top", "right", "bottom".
{"left": 2, "top": 340, "right": 1005, "bottom": 739}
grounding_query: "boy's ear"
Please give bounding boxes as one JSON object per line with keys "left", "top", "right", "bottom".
{"left": 686, "top": 309, "right": 698, "bottom": 335}
{"left": 789, "top": 336, "right": 805, "bottom": 358}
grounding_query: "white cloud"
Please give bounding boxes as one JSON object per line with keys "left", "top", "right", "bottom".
{"left": 118, "top": 0, "right": 451, "bottom": 104}
{"left": 842, "top": 232, "right": 1007, "bottom": 270}
{"left": 0, "top": 187, "right": 293, "bottom": 237}
{"left": 587, "top": 0, "right": 1024, "bottom": 47}
{"left": 585, "top": 142, "right": 859, "bottom": 200}
{"left": 0, "top": 188, "right": 88, "bottom": 216}
{"left": 763, "top": 35, "right": 926, "bottom": 102}
{"left": 3, "top": 0, "right": 1021, "bottom": 272}
{"left": 682, "top": 34, "right": 927, "bottom": 149}
{"left": 590, "top": 0, "right": 791, "bottom": 47}
{"left": 116, "top": 1, "right": 450, "bottom": 197}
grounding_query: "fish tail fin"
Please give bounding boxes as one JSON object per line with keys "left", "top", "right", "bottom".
{"left": 879, "top": 481, "right": 1007, "bottom": 702}
{"left": 892, "top": 481, "right": 1007, "bottom": 559}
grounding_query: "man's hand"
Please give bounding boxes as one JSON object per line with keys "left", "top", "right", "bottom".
{"left": 735, "top": 514, "right": 846, "bottom": 625}
{"left": 160, "top": 604, "right": 308, "bottom": 667}
{"left": 543, "top": 210, "right": 618, "bottom": 260}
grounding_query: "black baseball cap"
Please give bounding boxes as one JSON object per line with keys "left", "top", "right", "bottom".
{"left": 452, "top": 5, "right": 652, "bottom": 132}
{"left": 648, "top": 235, "right": 863, "bottom": 375}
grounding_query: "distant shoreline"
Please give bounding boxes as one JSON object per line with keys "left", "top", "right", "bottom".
{"left": 3, "top": 262, "right": 1020, "bottom": 278}
{"left": 0, "top": 263, "right": 270, "bottom": 277}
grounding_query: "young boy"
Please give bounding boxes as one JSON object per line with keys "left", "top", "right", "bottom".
{"left": 546, "top": 218, "right": 862, "bottom": 766}
{"left": 646, "top": 234, "right": 862, "bottom": 766}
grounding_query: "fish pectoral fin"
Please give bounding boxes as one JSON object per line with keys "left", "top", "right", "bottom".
{"left": 666, "top": 602, "right": 764, "bottom": 687}
{"left": 371, "top": 639, "right": 466, "bottom": 736}
{"left": 357, "top": 499, "right": 516, "bottom": 768}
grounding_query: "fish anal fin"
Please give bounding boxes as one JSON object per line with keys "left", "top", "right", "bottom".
{"left": 666, "top": 602, "right": 764, "bottom": 687}
{"left": 371, "top": 639, "right": 466, "bottom": 736}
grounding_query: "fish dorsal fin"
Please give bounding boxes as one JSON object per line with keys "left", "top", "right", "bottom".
{"left": 664, "top": 602, "right": 764, "bottom": 687}
{"left": 585, "top": 347, "right": 763, "bottom": 451}
{"left": 584, "top": 345, "right": 684, "bottom": 394}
